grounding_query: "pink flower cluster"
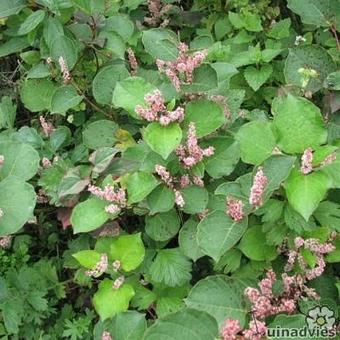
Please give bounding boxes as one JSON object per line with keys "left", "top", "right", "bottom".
{"left": 0, "top": 155, "right": 4, "bottom": 166}
{"left": 221, "top": 318, "right": 267, "bottom": 340}
{"left": 300, "top": 147, "right": 313, "bottom": 174}
{"left": 58, "top": 56, "right": 71, "bottom": 84}
{"left": 39, "top": 116, "right": 55, "bottom": 137}
{"left": 41, "top": 157, "right": 51, "bottom": 168}
{"left": 85, "top": 253, "right": 108, "bottom": 278}
{"left": 88, "top": 184, "right": 127, "bottom": 214}
{"left": 156, "top": 43, "right": 207, "bottom": 91}
{"left": 176, "top": 122, "right": 214, "bottom": 168}
{"left": 102, "top": 331, "right": 112, "bottom": 340}
{"left": 135, "top": 90, "right": 184, "bottom": 126}
{"left": 221, "top": 319, "right": 241, "bottom": 340}
{"left": 112, "top": 260, "right": 121, "bottom": 272}
{"left": 321, "top": 152, "right": 337, "bottom": 167}
{"left": 249, "top": 167, "right": 268, "bottom": 208}
{"left": 113, "top": 275, "right": 125, "bottom": 289}
{"left": 127, "top": 48, "right": 138, "bottom": 76}
{"left": 0, "top": 235, "right": 12, "bottom": 249}
{"left": 144, "top": 0, "right": 172, "bottom": 27}
{"left": 226, "top": 196, "right": 244, "bottom": 221}
{"left": 285, "top": 237, "right": 335, "bottom": 280}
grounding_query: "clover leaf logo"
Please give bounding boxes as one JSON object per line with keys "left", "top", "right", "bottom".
{"left": 306, "top": 306, "right": 336, "bottom": 330}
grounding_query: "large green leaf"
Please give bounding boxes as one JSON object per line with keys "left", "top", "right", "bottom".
{"left": 17, "top": 10, "right": 45, "bottom": 35}
{"left": 92, "top": 65, "right": 129, "bottom": 105}
{"left": 182, "top": 65, "right": 218, "bottom": 93}
{"left": 238, "top": 225, "right": 278, "bottom": 261}
{"left": 20, "top": 79, "right": 57, "bottom": 112}
{"left": 146, "top": 185, "right": 175, "bottom": 214}
{"left": 93, "top": 279, "right": 135, "bottom": 320}
{"left": 0, "top": 141, "right": 39, "bottom": 181}
{"left": 284, "top": 46, "right": 336, "bottom": 93}
{"left": 104, "top": 15, "right": 134, "bottom": 42}
{"left": 0, "top": 0, "right": 26, "bottom": 18}
{"left": 285, "top": 169, "right": 331, "bottom": 221}
{"left": 272, "top": 94, "right": 327, "bottom": 153}
{"left": 50, "top": 85, "right": 82, "bottom": 115}
{"left": 0, "top": 37, "right": 29, "bottom": 58}
{"left": 143, "top": 308, "right": 218, "bottom": 340}
{"left": 73, "top": 250, "right": 101, "bottom": 269}
{"left": 126, "top": 172, "right": 159, "bottom": 204}
{"left": 71, "top": 197, "right": 110, "bottom": 233}
{"left": 149, "top": 248, "right": 192, "bottom": 287}
{"left": 112, "top": 77, "right": 157, "bottom": 118}
{"left": 184, "top": 99, "right": 225, "bottom": 137}
{"left": 0, "top": 177, "right": 36, "bottom": 236}
{"left": 244, "top": 64, "right": 272, "bottom": 91}
{"left": 321, "top": 150, "right": 340, "bottom": 188}
{"left": 236, "top": 121, "right": 277, "bottom": 165}
{"left": 197, "top": 210, "right": 248, "bottom": 262}
{"left": 185, "top": 275, "right": 250, "bottom": 327}
{"left": 51, "top": 35, "right": 78, "bottom": 69}
{"left": 142, "top": 28, "right": 179, "bottom": 61}
{"left": 110, "top": 233, "right": 145, "bottom": 271}
{"left": 82, "top": 120, "right": 118, "bottom": 150}
{"left": 180, "top": 185, "right": 209, "bottom": 214}
{"left": 287, "top": 0, "right": 338, "bottom": 27}
{"left": 145, "top": 209, "right": 180, "bottom": 241}
{"left": 314, "top": 201, "right": 340, "bottom": 231}
{"left": 143, "top": 122, "right": 182, "bottom": 160}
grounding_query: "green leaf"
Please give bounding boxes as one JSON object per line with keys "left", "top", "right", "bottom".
{"left": 0, "top": 141, "right": 40, "bottom": 181}
{"left": 0, "top": 96, "right": 16, "bottom": 129}
{"left": 51, "top": 35, "right": 78, "bottom": 69}
{"left": 236, "top": 121, "right": 276, "bottom": 165}
{"left": 0, "top": 0, "right": 25, "bottom": 18}
{"left": 143, "top": 308, "right": 218, "bottom": 340}
{"left": 71, "top": 198, "right": 110, "bottom": 233}
{"left": 20, "top": 79, "right": 57, "bottom": 112}
{"left": 239, "top": 225, "right": 278, "bottom": 261}
{"left": 50, "top": 126, "right": 71, "bottom": 151}
{"left": 267, "top": 18, "right": 291, "bottom": 39}
{"left": 314, "top": 201, "right": 340, "bottom": 231}
{"left": 197, "top": 210, "right": 248, "bottom": 262}
{"left": 43, "top": 17, "right": 64, "bottom": 49}
{"left": 18, "top": 10, "right": 45, "bottom": 35}
{"left": 185, "top": 276, "right": 249, "bottom": 327}
{"left": 73, "top": 250, "right": 101, "bottom": 269}
{"left": 92, "top": 65, "right": 129, "bottom": 105}
{"left": 143, "top": 122, "right": 182, "bottom": 160}
{"left": 50, "top": 85, "right": 83, "bottom": 115}
{"left": 83, "top": 120, "right": 118, "bottom": 150}
{"left": 321, "top": 150, "right": 340, "bottom": 188}
{"left": 99, "top": 31, "right": 125, "bottom": 59}
{"left": 184, "top": 99, "right": 225, "bottom": 138}
{"left": 156, "top": 297, "right": 185, "bottom": 319}
{"left": 285, "top": 169, "right": 331, "bottom": 221}
{"left": 104, "top": 15, "right": 134, "bottom": 42}
{"left": 180, "top": 185, "right": 209, "bottom": 214}
{"left": 145, "top": 209, "right": 180, "bottom": 242}
{"left": 126, "top": 172, "right": 159, "bottom": 204}
{"left": 149, "top": 248, "right": 192, "bottom": 287}
{"left": 110, "top": 233, "right": 145, "bottom": 271}
{"left": 182, "top": 64, "right": 218, "bottom": 93}
{"left": 27, "top": 62, "right": 51, "bottom": 79}
{"left": 90, "top": 147, "right": 118, "bottom": 175}
{"left": 179, "top": 219, "right": 204, "bottom": 262}
{"left": 0, "top": 37, "right": 29, "bottom": 58}
{"left": 284, "top": 46, "right": 336, "bottom": 93}
{"left": 0, "top": 177, "right": 36, "bottom": 236}
{"left": 203, "top": 137, "right": 240, "bottom": 178}
{"left": 244, "top": 64, "right": 273, "bottom": 91}
{"left": 93, "top": 279, "right": 135, "bottom": 320}
{"left": 272, "top": 94, "right": 327, "bottom": 153}
{"left": 146, "top": 185, "right": 175, "bottom": 214}
{"left": 287, "top": 0, "right": 338, "bottom": 27}
{"left": 324, "top": 71, "right": 340, "bottom": 90}
{"left": 57, "top": 167, "right": 89, "bottom": 198}
{"left": 112, "top": 77, "right": 157, "bottom": 119}
{"left": 142, "top": 28, "right": 179, "bottom": 61}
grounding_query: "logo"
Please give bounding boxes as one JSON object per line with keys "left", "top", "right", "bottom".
{"left": 306, "top": 306, "right": 336, "bottom": 330}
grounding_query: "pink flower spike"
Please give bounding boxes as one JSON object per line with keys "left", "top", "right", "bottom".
{"left": 226, "top": 196, "right": 244, "bottom": 221}
{"left": 249, "top": 167, "right": 268, "bottom": 208}
{"left": 300, "top": 147, "right": 313, "bottom": 174}
{"left": 221, "top": 319, "right": 241, "bottom": 340}
{"left": 85, "top": 253, "right": 108, "bottom": 278}
{"left": 102, "top": 331, "right": 112, "bottom": 340}
{"left": 127, "top": 47, "right": 138, "bottom": 75}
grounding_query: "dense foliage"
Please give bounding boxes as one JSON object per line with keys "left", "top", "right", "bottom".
{"left": 0, "top": 0, "right": 339, "bottom": 339}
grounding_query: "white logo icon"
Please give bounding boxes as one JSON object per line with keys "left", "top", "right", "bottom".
{"left": 306, "top": 306, "right": 336, "bottom": 330}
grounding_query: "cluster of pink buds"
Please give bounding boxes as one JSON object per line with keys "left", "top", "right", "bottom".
{"left": 221, "top": 317, "right": 267, "bottom": 340}
{"left": 221, "top": 319, "right": 241, "bottom": 340}
{"left": 156, "top": 43, "right": 207, "bottom": 91}
{"left": 113, "top": 275, "right": 125, "bottom": 289}
{"left": 285, "top": 237, "right": 335, "bottom": 280}
{"left": 135, "top": 90, "right": 184, "bottom": 126}
{"left": 249, "top": 167, "right": 268, "bottom": 208}
{"left": 144, "top": 0, "right": 172, "bottom": 27}
{"left": 39, "top": 116, "right": 55, "bottom": 137}
{"left": 0, "top": 155, "right": 4, "bottom": 166}
{"left": 88, "top": 184, "right": 127, "bottom": 214}
{"left": 41, "top": 157, "right": 51, "bottom": 168}
{"left": 0, "top": 235, "right": 12, "bottom": 249}
{"left": 85, "top": 253, "right": 108, "bottom": 278}
{"left": 176, "top": 122, "right": 214, "bottom": 168}
{"left": 154, "top": 165, "right": 185, "bottom": 208}
{"left": 127, "top": 48, "right": 138, "bottom": 76}
{"left": 226, "top": 196, "right": 244, "bottom": 221}
{"left": 300, "top": 147, "right": 313, "bottom": 174}
{"left": 58, "top": 56, "right": 71, "bottom": 84}
{"left": 112, "top": 260, "right": 121, "bottom": 272}
{"left": 243, "top": 319, "right": 267, "bottom": 340}
{"left": 101, "top": 331, "right": 112, "bottom": 340}
{"left": 321, "top": 152, "right": 337, "bottom": 167}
